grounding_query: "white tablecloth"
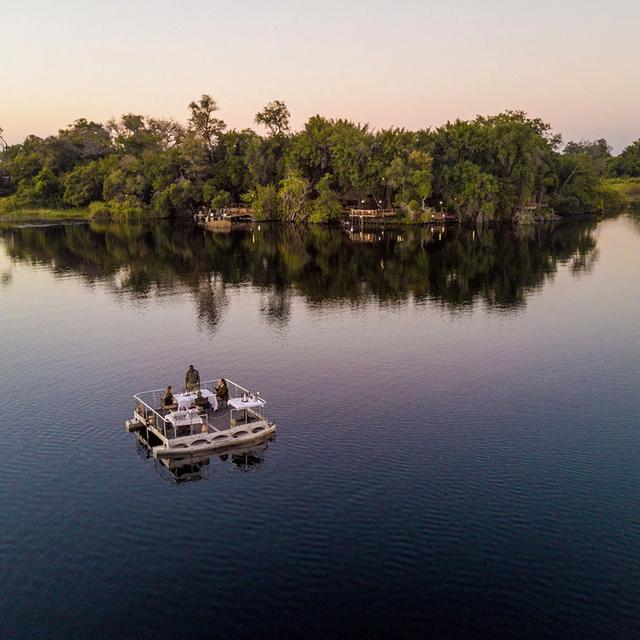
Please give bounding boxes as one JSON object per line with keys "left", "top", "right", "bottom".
{"left": 229, "top": 396, "right": 264, "bottom": 411}
{"left": 165, "top": 409, "right": 203, "bottom": 427}
{"left": 174, "top": 389, "right": 218, "bottom": 411}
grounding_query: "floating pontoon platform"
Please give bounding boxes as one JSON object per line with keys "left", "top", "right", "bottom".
{"left": 125, "top": 379, "right": 276, "bottom": 458}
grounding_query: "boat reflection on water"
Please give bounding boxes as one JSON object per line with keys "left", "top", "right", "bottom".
{"left": 219, "top": 447, "right": 268, "bottom": 472}
{"left": 134, "top": 430, "right": 274, "bottom": 484}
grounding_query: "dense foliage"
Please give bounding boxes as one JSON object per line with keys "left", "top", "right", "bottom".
{"left": 0, "top": 98, "right": 635, "bottom": 223}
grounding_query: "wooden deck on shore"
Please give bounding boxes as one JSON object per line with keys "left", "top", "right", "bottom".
{"left": 347, "top": 208, "right": 398, "bottom": 219}
{"left": 345, "top": 208, "right": 458, "bottom": 224}
{"left": 195, "top": 203, "right": 255, "bottom": 230}
{"left": 223, "top": 206, "right": 253, "bottom": 218}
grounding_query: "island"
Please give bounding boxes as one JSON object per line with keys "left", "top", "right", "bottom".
{"left": 1, "top": 97, "right": 639, "bottom": 224}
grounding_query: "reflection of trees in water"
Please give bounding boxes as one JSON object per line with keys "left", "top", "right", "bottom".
{"left": 194, "top": 274, "right": 228, "bottom": 330}
{"left": 627, "top": 207, "right": 640, "bottom": 235}
{"left": 260, "top": 289, "right": 291, "bottom": 328}
{"left": 0, "top": 216, "right": 600, "bottom": 326}
{"left": 570, "top": 247, "right": 599, "bottom": 274}
{"left": 0, "top": 269, "right": 12, "bottom": 286}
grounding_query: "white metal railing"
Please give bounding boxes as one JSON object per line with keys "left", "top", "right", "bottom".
{"left": 134, "top": 397, "right": 168, "bottom": 438}
{"left": 133, "top": 378, "right": 266, "bottom": 441}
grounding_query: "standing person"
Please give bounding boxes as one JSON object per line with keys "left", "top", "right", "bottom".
{"left": 185, "top": 364, "right": 200, "bottom": 392}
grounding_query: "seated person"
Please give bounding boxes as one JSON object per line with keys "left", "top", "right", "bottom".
{"left": 194, "top": 390, "right": 211, "bottom": 413}
{"left": 163, "top": 385, "right": 178, "bottom": 412}
{"left": 216, "top": 378, "right": 229, "bottom": 405}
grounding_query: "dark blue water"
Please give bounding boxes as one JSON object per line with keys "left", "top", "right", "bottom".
{"left": 0, "top": 216, "right": 638, "bottom": 638}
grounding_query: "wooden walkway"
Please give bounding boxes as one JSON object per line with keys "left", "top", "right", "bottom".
{"left": 347, "top": 208, "right": 398, "bottom": 219}
{"left": 345, "top": 208, "right": 458, "bottom": 225}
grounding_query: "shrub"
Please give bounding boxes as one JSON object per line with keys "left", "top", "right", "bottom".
{"left": 87, "top": 201, "right": 113, "bottom": 219}
{"left": 309, "top": 174, "right": 342, "bottom": 223}
{"left": 245, "top": 184, "right": 279, "bottom": 220}
{"left": 62, "top": 161, "right": 105, "bottom": 207}
{"left": 210, "top": 190, "right": 231, "bottom": 209}
{"left": 88, "top": 196, "right": 147, "bottom": 220}
{"left": 279, "top": 173, "right": 310, "bottom": 222}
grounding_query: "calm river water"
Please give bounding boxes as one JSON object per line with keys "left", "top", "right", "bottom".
{"left": 0, "top": 215, "right": 639, "bottom": 638}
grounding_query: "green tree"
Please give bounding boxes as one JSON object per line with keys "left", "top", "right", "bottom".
{"left": 288, "top": 115, "right": 334, "bottom": 186}
{"left": 279, "top": 173, "right": 310, "bottom": 221}
{"left": 188, "top": 94, "right": 226, "bottom": 159}
{"left": 62, "top": 160, "right": 110, "bottom": 206}
{"left": 246, "top": 135, "right": 288, "bottom": 186}
{"left": 179, "top": 132, "right": 213, "bottom": 184}
{"left": 210, "top": 190, "right": 231, "bottom": 209}
{"left": 431, "top": 111, "right": 557, "bottom": 219}
{"left": 613, "top": 139, "right": 640, "bottom": 177}
{"left": 208, "top": 129, "right": 255, "bottom": 200}
{"left": 16, "top": 167, "right": 63, "bottom": 206}
{"left": 564, "top": 138, "right": 612, "bottom": 176}
{"left": 244, "top": 184, "right": 279, "bottom": 220}
{"left": 384, "top": 150, "right": 433, "bottom": 219}
{"left": 2, "top": 148, "right": 42, "bottom": 185}
{"left": 153, "top": 178, "right": 197, "bottom": 214}
{"left": 58, "top": 119, "right": 113, "bottom": 161}
{"left": 368, "top": 128, "right": 420, "bottom": 206}
{"left": 107, "top": 114, "right": 182, "bottom": 156}
{"left": 552, "top": 153, "right": 604, "bottom": 215}
{"left": 444, "top": 161, "right": 499, "bottom": 224}
{"left": 409, "top": 150, "right": 433, "bottom": 208}
{"left": 310, "top": 174, "right": 342, "bottom": 223}
{"left": 146, "top": 118, "right": 185, "bottom": 151}
{"left": 103, "top": 155, "right": 147, "bottom": 202}
{"left": 255, "top": 100, "right": 291, "bottom": 136}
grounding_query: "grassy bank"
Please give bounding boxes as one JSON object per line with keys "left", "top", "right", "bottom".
{"left": 601, "top": 177, "right": 640, "bottom": 206}
{"left": 0, "top": 206, "right": 90, "bottom": 222}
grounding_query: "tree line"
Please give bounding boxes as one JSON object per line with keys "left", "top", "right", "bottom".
{"left": 0, "top": 97, "right": 638, "bottom": 223}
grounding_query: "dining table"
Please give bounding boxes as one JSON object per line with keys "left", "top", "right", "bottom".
{"left": 174, "top": 388, "right": 218, "bottom": 412}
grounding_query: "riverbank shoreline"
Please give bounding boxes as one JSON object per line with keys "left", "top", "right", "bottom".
{"left": 0, "top": 209, "right": 608, "bottom": 227}
{"left": 0, "top": 207, "right": 90, "bottom": 223}
{"left": 0, "top": 198, "right": 635, "bottom": 226}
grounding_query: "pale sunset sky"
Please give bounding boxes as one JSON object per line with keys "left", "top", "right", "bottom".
{"left": 1, "top": 0, "right": 638, "bottom": 150}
